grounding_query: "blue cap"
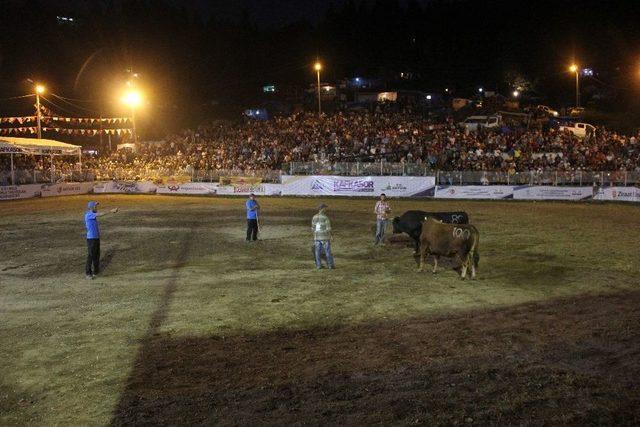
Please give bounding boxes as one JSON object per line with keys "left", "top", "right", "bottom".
{"left": 87, "top": 201, "right": 99, "bottom": 210}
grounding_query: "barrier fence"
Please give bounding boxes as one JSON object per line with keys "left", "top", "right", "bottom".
{"left": 2, "top": 164, "right": 640, "bottom": 188}
{"left": 436, "top": 170, "right": 640, "bottom": 186}
{"left": 1, "top": 175, "right": 639, "bottom": 202}
{"left": 285, "top": 162, "right": 640, "bottom": 186}
{"left": 0, "top": 168, "right": 95, "bottom": 186}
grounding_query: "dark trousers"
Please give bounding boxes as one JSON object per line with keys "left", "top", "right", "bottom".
{"left": 86, "top": 238, "right": 100, "bottom": 275}
{"left": 246, "top": 219, "right": 258, "bottom": 241}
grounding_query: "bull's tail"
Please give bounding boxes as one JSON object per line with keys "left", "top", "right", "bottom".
{"left": 468, "top": 227, "right": 480, "bottom": 273}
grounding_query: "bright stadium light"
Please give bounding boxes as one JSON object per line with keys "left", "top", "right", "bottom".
{"left": 35, "top": 84, "right": 46, "bottom": 94}
{"left": 121, "top": 90, "right": 142, "bottom": 108}
{"left": 569, "top": 63, "right": 580, "bottom": 107}
{"left": 121, "top": 89, "right": 143, "bottom": 143}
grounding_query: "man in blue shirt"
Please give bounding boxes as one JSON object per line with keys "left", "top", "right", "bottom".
{"left": 85, "top": 201, "right": 118, "bottom": 279}
{"left": 245, "top": 193, "right": 260, "bottom": 242}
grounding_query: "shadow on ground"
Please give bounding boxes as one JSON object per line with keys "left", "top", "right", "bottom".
{"left": 111, "top": 290, "right": 640, "bottom": 425}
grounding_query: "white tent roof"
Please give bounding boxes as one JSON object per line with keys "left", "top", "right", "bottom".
{"left": 0, "top": 136, "right": 81, "bottom": 155}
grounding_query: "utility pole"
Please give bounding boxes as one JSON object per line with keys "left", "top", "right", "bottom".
{"left": 314, "top": 61, "right": 322, "bottom": 116}
{"left": 35, "top": 84, "right": 45, "bottom": 139}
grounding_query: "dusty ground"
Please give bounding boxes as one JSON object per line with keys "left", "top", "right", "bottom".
{"left": 0, "top": 195, "right": 639, "bottom": 425}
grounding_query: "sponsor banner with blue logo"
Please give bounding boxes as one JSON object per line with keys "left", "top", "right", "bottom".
{"left": 594, "top": 186, "right": 640, "bottom": 202}
{"left": 513, "top": 186, "right": 593, "bottom": 200}
{"left": 40, "top": 182, "right": 94, "bottom": 197}
{"left": 216, "top": 183, "right": 282, "bottom": 196}
{"left": 280, "top": 175, "right": 436, "bottom": 197}
{"left": 156, "top": 182, "right": 218, "bottom": 195}
{"left": 435, "top": 185, "right": 514, "bottom": 199}
{"left": 0, "top": 184, "right": 41, "bottom": 200}
{"left": 92, "top": 181, "right": 157, "bottom": 194}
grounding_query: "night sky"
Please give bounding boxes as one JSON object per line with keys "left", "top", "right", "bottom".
{"left": 1, "top": 0, "right": 639, "bottom": 135}
{"left": 190, "top": 0, "right": 331, "bottom": 27}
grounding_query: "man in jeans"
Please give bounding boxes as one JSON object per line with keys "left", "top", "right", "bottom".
{"left": 311, "top": 203, "right": 335, "bottom": 269}
{"left": 374, "top": 193, "right": 391, "bottom": 245}
{"left": 245, "top": 193, "right": 260, "bottom": 242}
{"left": 84, "top": 201, "right": 118, "bottom": 279}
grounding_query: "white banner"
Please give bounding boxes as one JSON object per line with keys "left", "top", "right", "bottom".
{"left": 594, "top": 186, "right": 640, "bottom": 202}
{"left": 216, "top": 183, "right": 282, "bottom": 196}
{"left": 156, "top": 182, "right": 218, "bottom": 195}
{"left": 40, "top": 182, "right": 94, "bottom": 197}
{"left": 513, "top": 186, "right": 593, "bottom": 200}
{"left": 92, "top": 181, "right": 157, "bottom": 194}
{"left": 435, "top": 185, "right": 514, "bottom": 199}
{"left": 281, "top": 175, "right": 435, "bottom": 197}
{"left": 0, "top": 184, "right": 41, "bottom": 200}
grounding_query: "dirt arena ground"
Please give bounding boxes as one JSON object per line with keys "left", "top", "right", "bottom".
{"left": 1, "top": 195, "right": 639, "bottom": 425}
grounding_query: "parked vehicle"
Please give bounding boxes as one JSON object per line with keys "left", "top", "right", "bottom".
{"left": 537, "top": 105, "right": 559, "bottom": 117}
{"left": 559, "top": 122, "right": 595, "bottom": 138}
{"left": 459, "top": 115, "right": 502, "bottom": 131}
{"left": 569, "top": 106, "right": 585, "bottom": 117}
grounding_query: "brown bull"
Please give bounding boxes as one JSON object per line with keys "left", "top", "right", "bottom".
{"left": 418, "top": 218, "right": 480, "bottom": 279}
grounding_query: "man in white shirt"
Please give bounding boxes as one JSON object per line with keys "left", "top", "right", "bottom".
{"left": 373, "top": 193, "right": 391, "bottom": 245}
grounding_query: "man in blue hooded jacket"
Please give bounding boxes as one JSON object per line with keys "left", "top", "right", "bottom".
{"left": 245, "top": 193, "right": 260, "bottom": 242}
{"left": 85, "top": 201, "right": 118, "bottom": 279}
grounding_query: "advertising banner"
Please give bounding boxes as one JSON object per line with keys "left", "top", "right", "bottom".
{"left": 280, "top": 175, "right": 435, "bottom": 197}
{"left": 93, "top": 181, "right": 157, "bottom": 194}
{"left": 219, "top": 176, "right": 263, "bottom": 185}
{"left": 513, "top": 186, "right": 593, "bottom": 200}
{"left": 0, "top": 184, "right": 41, "bottom": 200}
{"left": 435, "top": 185, "right": 514, "bottom": 199}
{"left": 40, "top": 182, "right": 94, "bottom": 197}
{"left": 216, "top": 183, "right": 282, "bottom": 196}
{"left": 156, "top": 182, "right": 218, "bottom": 195}
{"left": 159, "top": 175, "right": 192, "bottom": 184}
{"left": 594, "top": 186, "right": 640, "bottom": 202}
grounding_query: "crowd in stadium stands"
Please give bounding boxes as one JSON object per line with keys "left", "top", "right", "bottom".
{"left": 1, "top": 110, "right": 639, "bottom": 185}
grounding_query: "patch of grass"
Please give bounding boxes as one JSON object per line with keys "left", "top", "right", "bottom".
{"left": 0, "top": 195, "right": 639, "bottom": 424}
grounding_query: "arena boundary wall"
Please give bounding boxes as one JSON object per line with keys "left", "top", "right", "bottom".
{"left": 1, "top": 177, "right": 639, "bottom": 203}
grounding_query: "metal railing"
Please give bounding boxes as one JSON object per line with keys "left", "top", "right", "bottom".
{"left": 91, "top": 167, "right": 283, "bottom": 183}
{"left": 1, "top": 165, "right": 638, "bottom": 187}
{"left": 284, "top": 162, "right": 640, "bottom": 186}
{"left": 286, "top": 161, "right": 434, "bottom": 176}
{"left": 436, "top": 170, "right": 640, "bottom": 186}
{"left": 0, "top": 169, "right": 95, "bottom": 186}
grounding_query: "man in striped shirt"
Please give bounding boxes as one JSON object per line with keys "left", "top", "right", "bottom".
{"left": 374, "top": 193, "right": 391, "bottom": 245}
{"left": 312, "top": 203, "right": 335, "bottom": 269}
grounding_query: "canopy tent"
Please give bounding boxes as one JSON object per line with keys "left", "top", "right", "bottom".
{"left": 0, "top": 137, "right": 82, "bottom": 185}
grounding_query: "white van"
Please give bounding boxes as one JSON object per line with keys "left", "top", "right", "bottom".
{"left": 459, "top": 115, "right": 502, "bottom": 132}
{"left": 559, "top": 122, "right": 596, "bottom": 138}
{"left": 537, "top": 105, "right": 559, "bottom": 117}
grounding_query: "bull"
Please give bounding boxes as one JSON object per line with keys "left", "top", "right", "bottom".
{"left": 392, "top": 210, "right": 469, "bottom": 253}
{"left": 418, "top": 218, "right": 479, "bottom": 280}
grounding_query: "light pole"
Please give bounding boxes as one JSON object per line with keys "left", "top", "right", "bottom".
{"left": 569, "top": 64, "right": 580, "bottom": 107}
{"left": 314, "top": 61, "right": 322, "bottom": 115}
{"left": 121, "top": 90, "right": 142, "bottom": 143}
{"left": 35, "top": 84, "right": 45, "bottom": 139}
